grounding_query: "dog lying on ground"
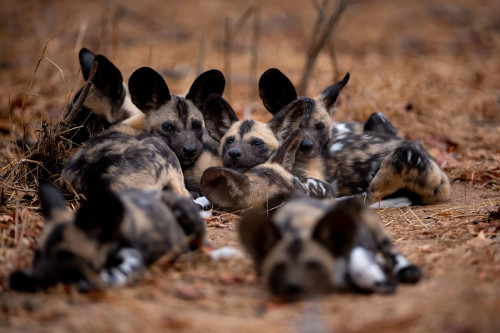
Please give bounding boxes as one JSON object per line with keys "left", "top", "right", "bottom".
{"left": 259, "top": 68, "right": 450, "bottom": 207}
{"left": 239, "top": 196, "right": 422, "bottom": 300}
{"left": 9, "top": 183, "right": 205, "bottom": 292}
{"left": 61, "top": 67, "right": 225, "bottom": 198}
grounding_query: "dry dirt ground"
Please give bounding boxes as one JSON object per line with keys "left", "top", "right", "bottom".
{"left": 0, "top": 0, "right": 499, "bottom": 332}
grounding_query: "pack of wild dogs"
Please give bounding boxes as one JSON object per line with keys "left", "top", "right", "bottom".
{"left": 9, "top": 48, "right": 450, "bottom": 300}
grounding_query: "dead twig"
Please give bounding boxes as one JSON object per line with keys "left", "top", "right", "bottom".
{"left": 298, "top": 0, "right": 348, "bottom": 95}
{"left": 223, "top": 6, "right": 254, "bottom": 101}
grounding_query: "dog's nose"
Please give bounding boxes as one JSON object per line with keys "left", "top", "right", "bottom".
{"left": 183, "top": 145, "right": 197, "bottom": 157}
{"left": 300, "top": 140, "right": 313, "bottom": 150}
{"left": 228, "top": 148, "right": 242, "bottom": 159}
{"left": 285, "top": 283, "right": 304, "bottom": 297}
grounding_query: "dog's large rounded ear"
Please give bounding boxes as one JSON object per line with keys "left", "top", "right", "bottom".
{"left": 202, "top": 94, "right": 239, "bottom": 142}
{"left": 79, "top": 48, "right": 96, "bottom": 81}
{"left": 239, "top": 209, "right": 282, "bottom": 268}
{"left": 200, "top": 167, "right": 249, "bottom": 211}
{"left": 75, "top": 191, "right": 124, "bottom": 243}
{"left": 318, "top": 72, "right": 349, "bottom": 115}
{"left": 267, "top": 99, "right": 306, "bottom": 142}
{"left": 259, "top": 68, "right": 297, "bottom": 115}
{"left": 311, "top": 196, "right": 361, "bottom": 257}
{"left": 90, "top": 55, "right": 124, "bottom": 102}
{"left": 186, "top": 69, "right": 225, "bottom": 110}
{"left": 271, "top": 129, "right": 302, "bottom": 172}
{"left": 129, "top": 67, "right": 171, "bottom": 113}
{"left": 39, "top": 183, "right": 68, "bottom": 220}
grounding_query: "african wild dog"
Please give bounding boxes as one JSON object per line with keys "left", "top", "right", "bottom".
{"left": 9, "top": 183, "right": 205, "bottom": 292}
{"left": 200, "top": 128, "right": 333, "bottom": 212}
{"left": 63, "top": 48, "right": 141, "bottom": 145}
{"left": 182, "top": 92, "right": 302, "bottom": 198}
{"left": 259, "top": 68, "right": 349, "bottom": 181}
{"left": 259, "top": 68, "right": 450, "bottom": 206}
{"left": 239, "top": 196, "right": 422, "bottom": 300}
{"left": 61, "top": 67, "right": 225, "bottom": 197}
{"left": 201, "top": 93, "right": 306, "bottom": 173}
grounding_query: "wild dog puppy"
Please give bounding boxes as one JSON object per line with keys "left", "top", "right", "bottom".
{"left": 202, "top": 93, "right": 306, "bottom": 173}
{"left": 9, "top": 184, "right": 205, "bottom": 292}
{"left": 63, "top": 48, "right": 141, "bottom": 145}
{"left": 200, "top": 129, "right": 333, "bottom": 212}
{"left": 239, "top": 196, "right": 422, "bottom": 300}
{"left": 124, "top": 67, "right": 225, "bottom": 195}
{"left": 61, "top": 67, "right": 225, "bottom": 197}
{"left": 259, "top": 68, "right": 449, "bottom": 206}
{"left": 259, "top": 68, "right": 349, "bottom": 181}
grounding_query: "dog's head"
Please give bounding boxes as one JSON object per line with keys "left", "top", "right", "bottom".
{"left": 259, "top": 68, "right": 349, "bottom": 161}
{"left": 9, "top": 184, "right": 125, "bottom": 292}
{"left": 128, "top": 67, "right": 225, "bottom": 168}
{"left": 239, "top": 197, "right": 362, "bottom": 300}
{"left": 203, "top": 94, "right": 300, "bottom": 172}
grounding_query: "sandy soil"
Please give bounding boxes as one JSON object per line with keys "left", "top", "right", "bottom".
{"left": 0, "top": 0, "right": 499, "bottom": 332}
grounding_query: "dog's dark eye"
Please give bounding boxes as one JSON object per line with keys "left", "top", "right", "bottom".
{"left": 253, "top": 139, "right": 264, "bottom": 146}
{"left": 192, "top": 120, "right": 202, "bottom": 131}
{"left": 316, "top": 123, "right": 326, "bottom": 131}
{"left": 56, "top": 250, "right": 76, "bottom": 262}
{"left": 162, "top": 123, "right": 175, "bottom": 132}
{"left": 305, "top": 260, "right": 322, "bottom": 271}
{"left": 225, "top": 137, "right": 234, "bottom": 144}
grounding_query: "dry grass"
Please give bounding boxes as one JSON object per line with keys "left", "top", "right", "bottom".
{"left": 0, "top": 0, "right": 499, "bottom": 332}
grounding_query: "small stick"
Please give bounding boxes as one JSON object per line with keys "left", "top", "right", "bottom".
{"left": 111, "top": 8, "right": 119, "bottom": 60}
{"left": 148, "top": 45, "right": 153, "bottom": 67}
{"left": 298, "top": 0, "right": 348, "bottom": 95}
{"left": 74, "top": 22, "right": 88, "bottom": 54}
{"left": 248, "top": 8, "right": 260, "bottom": 101}
{"left": 196, "top": 33, "right": 206, "bottom": 75}
{"left": 407, "top": 206, "right": 428, "bottom": 229}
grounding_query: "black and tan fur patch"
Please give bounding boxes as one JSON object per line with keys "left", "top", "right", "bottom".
{"left": 61, "top": 131, "right": 189, "bottom": 197}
